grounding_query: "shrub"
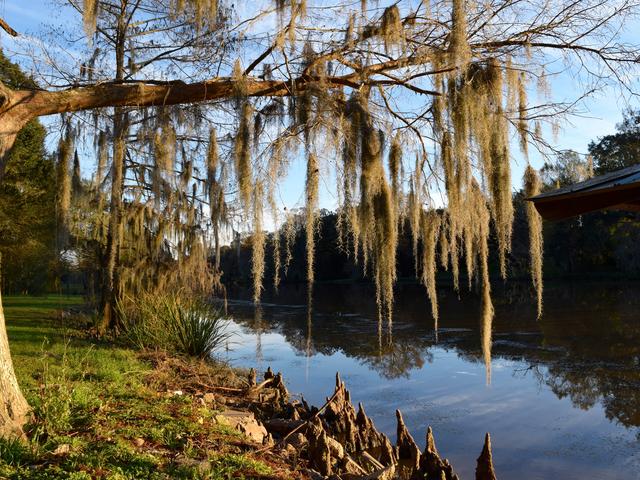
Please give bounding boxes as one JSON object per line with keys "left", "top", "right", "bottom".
{"left": 118, "top": 292, "right": 231, "bottom": 359}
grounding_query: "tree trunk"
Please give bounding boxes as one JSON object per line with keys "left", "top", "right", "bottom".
{"left": 0, "top": 101, "right": 31, "bottom": 437}
{"left": 99, "top": 4, "right": 128, "bottom": 334}
{"left": 0, "top": 92, "right": 27, "bottom": 181}
{"left": 0, "top": 289, "right": 30, "bottom": 437}
{"left": 99, "top": 107, "right": 126, "bottom": 334}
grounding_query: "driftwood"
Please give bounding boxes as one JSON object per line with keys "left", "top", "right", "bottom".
{"left": 255, "top": 375, "right": 345, "bottom": 455}
{"left": 359, "top": 451, "right": 385, "bottom": 471}
{"left": 361, "top": 465, "right": 396, "bottom": 480}
{"left": 248, "top": 377, "right": 275, "bottom": 394}
{"left": 196, "top": 383, "right": 243, "bottom": 393}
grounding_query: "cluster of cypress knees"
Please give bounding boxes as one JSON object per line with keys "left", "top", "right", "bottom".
{"left": 244, "top": 369, "right": 497, "bottom": 480}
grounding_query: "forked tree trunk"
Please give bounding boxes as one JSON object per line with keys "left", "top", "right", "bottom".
{"left": 0, "top": 289, "right": 30, "bottom": 437}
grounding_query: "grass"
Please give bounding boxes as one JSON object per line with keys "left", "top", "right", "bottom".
{"left": 119, "top": 292, "right": 231, "bottom": 359}
{"left": 0, "top": 295, "right": 288, "bottom": 479}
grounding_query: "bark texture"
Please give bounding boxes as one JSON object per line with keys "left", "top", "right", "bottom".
{"left": 0, "top": 82, "right": 32, "bottom": 437}
{"left": 99, "top": 108, "right": 126, "bottom": 334}
{"left": 0, "top": 290, "right": 30, "bottom": 437}
{"left": 99, "top": 6, "right": 128, "bottom": 334}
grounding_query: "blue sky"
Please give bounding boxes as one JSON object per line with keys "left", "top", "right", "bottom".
{"left": 2, "top": 0, "right": 638, "bottom": 214}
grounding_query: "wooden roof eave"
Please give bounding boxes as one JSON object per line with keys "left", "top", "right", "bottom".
{"left": 528, "top": 180, "right": 640, "bottom": 221}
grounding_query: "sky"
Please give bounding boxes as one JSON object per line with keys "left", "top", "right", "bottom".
{"left": 2, "top": 0, "right": 638, "bottom": 215}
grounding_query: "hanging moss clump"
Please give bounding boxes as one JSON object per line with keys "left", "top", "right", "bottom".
{"left": 267, "top": 139, "right": 286, "bottom": 292}
{"left": 170, "top": 0, "right": 218, "bottom": 28}
{"left": 469, "top": 180, "right": 493, "bottom": 384}
{"left": 305, "top": 152, "right": 319, "bottom": 287}
{"left": 346, "top": 93, "right": 398, "bottom": 331}
{"left": 380, "top": 5, "right": 404, "bottom": 52}
{"left": 206, "top": 128, "right": 226, "bottom": 269}
{"left": 524, "top": 166, "right": 543, "bottom": 319}
{"left": 72, "top": 150, "right": 83, "bottom": 198}
{"left": 155, "top": 117, "right": 177, "bottom": 172}
{"left": 488, "top": 112, "right": 513, "bottom": 279}
{"left": 56, "top": 129, "right": 74, "bottom": 233}
{"left": 282, "top": 212, "right": 296, "bottom": 276}
{"left": 251, "top": 182, "right": 266, "bottom": 305}
{"left": 421, "top": 210, "right": 441, "bottom": 330}
{"left": 388, "top": 133, "right": 402, "bottom": 217}
{"left": 82, "top": 0, "right": 99, "bottom": 39}
{"left": 517, "top": 72, "right": 529, "bottom": 157}
{"left": 441, "top": 131, "right": 460, "bottom": 291}
{"left": 235, "top": 102, "right": 253, "bottom": 210}
{"left": 95, "top": 131, "right": 108, "bottom": 187}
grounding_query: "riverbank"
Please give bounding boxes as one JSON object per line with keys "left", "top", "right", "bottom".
{"left": 1, "top": 296, "right": 497, "bottom": 480}
{"left": 0, "top": 296, "right": 304, "bottom": 479}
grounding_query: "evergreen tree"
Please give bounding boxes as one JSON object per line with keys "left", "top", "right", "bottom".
{"left": 0, "top": 51, "right": 56, "bottom": 294}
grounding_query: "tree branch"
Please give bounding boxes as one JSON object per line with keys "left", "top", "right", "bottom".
{"left": 0, "top": 18, "right": 18, "bottom": 37}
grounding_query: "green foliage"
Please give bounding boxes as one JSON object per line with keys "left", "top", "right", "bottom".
{"left": 209, "top": 453, "right": 273, "bottom": 478}
{"left": 119, "top": 292, "right": 231, "bottom": 359}
{"left": 0, "top": 437, "right": 33, "bottom": 467}
{"left": 29, "top": 341, "right": 101, "bottom": 443}
{"left": 167, "top": 301, "right": 232, "bottom": 359}
{"left": 1, "top": 296, "right": 274, "bottom": 480}
{"left": 589, "top": 109, "right": 640, "bottom": 175}
{"left": 0, "top": 50, "right": 37, "bottom": 89}
{"left": 0, "top": 51, "right": 57, "bottom": 294}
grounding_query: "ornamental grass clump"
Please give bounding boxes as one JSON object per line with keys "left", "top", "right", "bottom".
{"left": 119, "top": 291, "right": 230, "bottom": 359}
{"left": 166, "top": 299, "right": 231, "bottom": 359}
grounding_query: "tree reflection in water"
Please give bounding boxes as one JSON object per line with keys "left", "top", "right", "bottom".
{"left": 231, "top": 281, "right": 640, "bottom": 430}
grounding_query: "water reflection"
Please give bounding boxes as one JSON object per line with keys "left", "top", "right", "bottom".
{"left": 223, "top": 282, "right": 640, "bottom": 478}
{"left": 228, "top": 282, "right": 640, "bottom": 428}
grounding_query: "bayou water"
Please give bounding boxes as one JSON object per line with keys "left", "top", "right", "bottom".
{"left": 220, "top": 282, "right": 640, "bottom": 479}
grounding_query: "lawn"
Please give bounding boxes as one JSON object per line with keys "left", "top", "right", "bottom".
{"left": 0, "top": 295, "right": 283, "bottom": 479}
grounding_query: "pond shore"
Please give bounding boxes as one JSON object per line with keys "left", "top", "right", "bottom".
{"left": 1, "top": 295, "right": 497, "bottom": 479}
{"left": 1, "top": 296, "right": 298, "bottom": 479}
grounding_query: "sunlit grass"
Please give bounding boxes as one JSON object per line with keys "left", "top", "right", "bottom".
{"left": 1, "top": 295, "right": 275, "bottom": 479}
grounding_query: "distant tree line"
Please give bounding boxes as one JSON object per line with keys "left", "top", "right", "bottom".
{"left": 222, "top": 109, "right": 640, "bottom": 290}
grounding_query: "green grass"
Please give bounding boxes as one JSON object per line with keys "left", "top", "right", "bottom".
{"left": 0, "top": 295, "right": 280, "bottom": 479}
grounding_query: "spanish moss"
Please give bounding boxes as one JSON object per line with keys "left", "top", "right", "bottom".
{"left": 524, "top": 165, "right": 543, "bottom": 319}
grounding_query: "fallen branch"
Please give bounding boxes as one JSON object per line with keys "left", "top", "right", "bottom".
{"left": 360, "top": 451, "right": 385, "bottom": 471}
{"left": 193, "top": 381, "right": 244, "bottom": 393}
{"left": 263, "top": 418, "right": 306, "bottom": 434}
{"left": 247, "top": 377, "right": 275, "bottom": 395}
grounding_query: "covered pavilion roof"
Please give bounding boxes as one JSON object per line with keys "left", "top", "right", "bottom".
{"left": 528, "top": 164, "right": 640, "bottom": 220}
